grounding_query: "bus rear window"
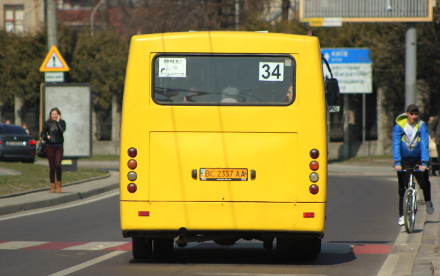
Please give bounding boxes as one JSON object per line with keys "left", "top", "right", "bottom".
{"left": 153, "top": 54, "right": 295, "bottom": 105}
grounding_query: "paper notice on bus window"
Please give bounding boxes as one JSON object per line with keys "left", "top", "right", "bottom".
{"left": 158, "top": 58, "right": 186, "bottom": 78}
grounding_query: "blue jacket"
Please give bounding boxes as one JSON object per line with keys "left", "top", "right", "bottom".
{"left": 392, "top": 113, "right": 429, "bottom": 166}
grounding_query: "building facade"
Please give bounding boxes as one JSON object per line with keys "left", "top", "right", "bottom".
{"left": 0, "top": 0, "right": 45, "bottom": 35}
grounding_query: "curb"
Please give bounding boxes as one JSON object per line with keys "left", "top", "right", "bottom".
{"left": 412, "top": 175, "right": 440, "bottom": 275}
{"left": 0, "top": 171, "right": 119, "bottom": 216}
{"left": 0, "top": 173, "right": 111, "bottom": 199}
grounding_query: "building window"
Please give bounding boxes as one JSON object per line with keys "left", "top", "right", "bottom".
{"left": 4, "top": 5, "right": 24, "bottom": 34}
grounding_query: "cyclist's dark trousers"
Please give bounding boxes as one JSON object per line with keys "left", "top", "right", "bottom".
{"left": 397, "top": 161, "right": 431, "bottom": 217}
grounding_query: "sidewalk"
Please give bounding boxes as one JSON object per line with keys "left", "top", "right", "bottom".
{"left": 0, "top": 161, "right": 439, "bottom": 275}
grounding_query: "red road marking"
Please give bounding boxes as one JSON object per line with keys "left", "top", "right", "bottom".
{"left": 105, "top": 243, "right": 131, "bottom": 251}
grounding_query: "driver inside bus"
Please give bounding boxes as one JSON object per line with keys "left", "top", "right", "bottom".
{"left": 284, "top": 85, "right": 293, "bottom": 102}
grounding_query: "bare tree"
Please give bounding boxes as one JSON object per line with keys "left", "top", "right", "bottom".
{"left": 92, "top": 0, "right": 267, "bottom": 35}
{"left": 281, "top": 0, "right": 290, "bottom": 22}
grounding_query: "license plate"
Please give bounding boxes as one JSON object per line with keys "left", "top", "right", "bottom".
{"left": 5, "top": 141, "right": 25, "bottom": 146}
{"left": 200, "top": 168, "right": 248, "bottom": 181}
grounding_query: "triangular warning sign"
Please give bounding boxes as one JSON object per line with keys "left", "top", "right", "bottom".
{"left": 40, "top": 45, "right": 70, "bottom": 72}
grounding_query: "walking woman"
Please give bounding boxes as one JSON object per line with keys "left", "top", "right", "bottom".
{"left": 41, "top": 108, "right": 66, "bottom": 193}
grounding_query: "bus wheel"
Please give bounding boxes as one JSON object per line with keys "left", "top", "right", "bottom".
{"left": 153, "top": 238, "right": 174, "bottom": 258}
{"left": 276, "top": 238, "right": 321, "bottom": 261}
{"left": 132, "top": 237, "right": 152, "bottom": 259}
{"left": 263, "top": 239, "right": 273, "bottom": 250}
{"left": 276, "top": 237, "right": 294, "bottom": 255}
{"left": 298, "top": 238, "right": 321, "bottom": 261}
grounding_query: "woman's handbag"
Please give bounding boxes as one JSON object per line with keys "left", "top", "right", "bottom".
{"left": 37, "top": 141, "right": 47, "bottom": 158}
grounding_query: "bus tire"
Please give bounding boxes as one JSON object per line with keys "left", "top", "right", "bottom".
{"left": 132, "top": 237, "right": 152, "bottom": 259}
{"left": 299, "top": 238, "right": 321, "bottom": 261}
{"left": 276, "top": 237, "right": 295, "bottom": 255}
{"left": 263, "top": 239, "right": 273, "bottom": 250}
{"left": 276, "top": 237, "right": 321, "bottom": 261}
{"left": 153, "top": 238, "right": 174, "bottom": 258}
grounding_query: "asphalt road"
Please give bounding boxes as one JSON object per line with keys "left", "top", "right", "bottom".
{"left": 0, "top": 160, "right": 438, "bottom": 275}
{"left": 0, "top": 172, "right": 410, "bottom": 276}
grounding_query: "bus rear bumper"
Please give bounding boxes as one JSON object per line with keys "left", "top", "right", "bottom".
{"left": 121, "top": 201, "right": 325, "bottom": 241}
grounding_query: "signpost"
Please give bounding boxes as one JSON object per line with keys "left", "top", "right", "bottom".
{"left": 39, "top": 45, "right": 70, "bottom": 83}
{"left": 308, "top": 18, "right": 342, "bottom": 27}
{"left": 321, "top": 48, "right": 372, "bottom": 94}
{"left": 40, "top": 46, "right": 83, "bottom": 170}
{"left": 300, "top": 0, "right": 433, "bottom": 157}
{"left": 322, "top": 48, "right": 372, "bottom": 144}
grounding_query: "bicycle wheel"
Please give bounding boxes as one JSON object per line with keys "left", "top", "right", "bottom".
{"left": 403, "top": 189, "right": 416, "bottom": 233}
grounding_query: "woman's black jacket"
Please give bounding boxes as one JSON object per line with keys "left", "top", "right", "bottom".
{"left": 41, "top": 120, "right": 66, "bottom": 145}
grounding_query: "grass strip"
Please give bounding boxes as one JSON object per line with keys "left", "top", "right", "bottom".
{"left": 0, "top": 162, "right": 108, "bottom": 196}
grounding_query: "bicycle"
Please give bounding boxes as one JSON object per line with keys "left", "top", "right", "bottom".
{"left": 400, "top": 166, "right": 421, "bottom": 234}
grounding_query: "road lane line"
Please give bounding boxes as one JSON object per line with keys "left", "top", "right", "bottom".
{"left": 48, "top": 251, "right": 125, "bottom": 276}
{"left": 0, "top": 241, "right": 47, "bottom": 249}
{"left": 62, "top": 241, "right": 127, "bottom": 250}
{"left": 0, "top": 190, "right": 119, "bottom": 222}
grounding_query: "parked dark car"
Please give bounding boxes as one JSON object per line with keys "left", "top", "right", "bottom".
{"left": 0, "top": 124, "right": 36, "bottom": 163}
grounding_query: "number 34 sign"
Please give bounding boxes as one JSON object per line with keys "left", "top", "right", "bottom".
{"left": 259, "top": 62, "right": 284, "bottom": 81}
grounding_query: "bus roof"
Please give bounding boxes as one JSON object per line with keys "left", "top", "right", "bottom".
{"left": 130, "top": 31, "right": 320, "bottom": 54}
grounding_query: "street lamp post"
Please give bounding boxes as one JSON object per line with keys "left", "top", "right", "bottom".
{"left": 90, "top": 0, "right": 106, "bottom": 36}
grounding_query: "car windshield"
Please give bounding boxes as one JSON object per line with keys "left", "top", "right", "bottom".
{"left": 153, "top": 54, "right": 295, "bottom": 105}
{"left": 0, "top": 125, "right": 27, "bottom": 135}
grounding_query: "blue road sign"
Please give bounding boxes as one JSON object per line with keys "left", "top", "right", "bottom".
{"left": 321, "top": 48, "right": 372, "bottom": 93}
{"left": 321, "top": 48, "right": 371, "bottom": 64}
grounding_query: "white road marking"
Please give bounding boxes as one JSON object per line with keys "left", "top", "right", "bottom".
{"left": 0, "top": 190, "right": 119, "bottom": 222}
{"left": 62, "top": 241, "right": 127, "bottom": 250}
{"left": 0, "top": 241, "right": 47, "bottom": 249}
{"left": 48, "top": 251, "right": 125, "bottom": 276}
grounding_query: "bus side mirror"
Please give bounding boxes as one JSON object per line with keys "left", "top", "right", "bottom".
{"left": 325, "top": 78, "right": 341, "bottom": 113}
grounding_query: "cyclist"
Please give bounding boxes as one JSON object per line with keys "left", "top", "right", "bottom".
{"left": 393, "top": 104, "right": 434, "bottom": 226}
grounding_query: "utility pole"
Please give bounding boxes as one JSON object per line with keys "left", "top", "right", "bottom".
{"left": 47, "top": 0, "right": 58, "bottom": 50}
{"left": 91, "top": 0, "right": 106, "bottom": 36}
{"left": 235, "top": 0, "right": 239, "bottom": 31}
{"left": 405, "top": 22, "right": 417, "bottom": 107}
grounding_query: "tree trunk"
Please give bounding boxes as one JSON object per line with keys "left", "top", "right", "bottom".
{"left": 342, "top": 94, "right": 352, "bottom": 158}
{"left": 376, "top": 85, "right": 387, "bottom": 155}
{"left": 281, "top": 0, "right": 290, "bottom": 22}
{"left": 92, "top": 109, "right": 98, "bottom": 141}
{"left": 14, "top": 95, "right": 23, "bottom": 127}
{"left": 111, "top": 95, "right": 120, "bottom": 141}
{"left": 416, "top": 79, "right": 430, "bottom": 120}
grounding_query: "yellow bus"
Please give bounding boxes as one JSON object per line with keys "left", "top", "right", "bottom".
{"left": 120, "top": 31, "right": 340, "bottom": 261}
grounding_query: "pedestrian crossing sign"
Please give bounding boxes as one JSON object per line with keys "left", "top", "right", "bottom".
{"left": 39, "top": 45, "right": 70, "bottom": 72}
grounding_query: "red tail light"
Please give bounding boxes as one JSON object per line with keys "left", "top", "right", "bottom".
{"left": 127, "top": 183, "right": 137, "bottom": 193}
{"left": 309, "top": 184, "right": 319, "bottom": 194}
{"left": 310, "top": 149, "right": 319, "bottom": 159}
{"left": 128, "top": 147, "right": 137, "bottom": 157}
{"left": 128, "top": 159, "right": 137, "bottom": 169}
{"left": 309, "top": 161, "right": 319, "bottom": 171}
{"left": 28, "top": 139, "right": 37, "bottom": 146}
